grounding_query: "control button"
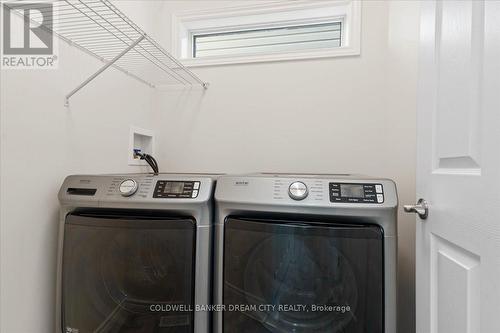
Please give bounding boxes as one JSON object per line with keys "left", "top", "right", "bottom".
{"left": 375, "top": 185, "right": 383, "bottom": 193}
{"left": 192, "top": 190, "right": 198, "bottom": 198}
{"left": 193, "top": 182, "right": 200, "bottom": 190}
{"left": 119, "top": 179, "right": 138, "bottom": 197}
{"left": 289, "top": 181, "right": 308, "bottom": 200}
{"left": 377, "top": 194, "right": 384, "bottom": 203}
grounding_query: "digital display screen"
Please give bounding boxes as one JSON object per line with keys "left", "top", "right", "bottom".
{"left": 164, "top": 182, "right": 184, "bottom": 194}
{"left": 340, "top": 184, "right": 365, "bottom": 198}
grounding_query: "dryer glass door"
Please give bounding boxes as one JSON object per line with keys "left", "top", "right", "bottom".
{"left": 223, "top": 217, "right": 384, "bottom": 333}
{"left": 62, "top": 211, "right": 195, "bottom": 333}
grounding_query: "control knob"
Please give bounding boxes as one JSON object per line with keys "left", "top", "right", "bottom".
{"left": 288, "top": 181, "right": 308, "bottom": 200}
{"left": 119, "top": 179, "right": 138, "bottom": 197}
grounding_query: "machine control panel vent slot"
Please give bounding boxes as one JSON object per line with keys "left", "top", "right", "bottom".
{"left": 330, "top": 183, "right": 384, "bottom": 203}
{"left": 67, "top": 188, "right": 97, "bottom": 196}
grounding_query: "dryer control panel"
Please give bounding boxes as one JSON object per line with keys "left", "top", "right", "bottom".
{"left": 329, "top": 183, "right": 384, "bottom": 203}
{"left": 153, "top": 180, "right": 200, "bottom": 199}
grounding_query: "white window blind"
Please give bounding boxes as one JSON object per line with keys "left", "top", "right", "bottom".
{"left": 193, "top": 22, "right": 342, "bottom": 58}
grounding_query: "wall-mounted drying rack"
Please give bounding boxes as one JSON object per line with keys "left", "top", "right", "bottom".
{"left": 6, "top": 0, "right": 208, "bottom": 106}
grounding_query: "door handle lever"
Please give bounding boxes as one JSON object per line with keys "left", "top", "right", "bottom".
{"left": 404, "top": 198, "right": 429, "bottom": 219}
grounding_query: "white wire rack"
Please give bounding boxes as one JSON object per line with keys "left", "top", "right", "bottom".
{"left": 5, "top": 0, "right": 208, "bottom": 106}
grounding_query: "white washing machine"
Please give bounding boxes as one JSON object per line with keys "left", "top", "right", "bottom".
{"left": 213, "top": 173, "right": 398, "bottom": 333}
{"left": 57, "top": 173, "right": 216, "bottom": 333}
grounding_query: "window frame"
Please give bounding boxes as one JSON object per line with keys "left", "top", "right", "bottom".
{"left": 171, "top": 0, "right": 361, "bottom": 67}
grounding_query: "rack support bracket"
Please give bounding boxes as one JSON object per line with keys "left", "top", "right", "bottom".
{"left": 64, "top": 35, "right": 146, "bottom": 107}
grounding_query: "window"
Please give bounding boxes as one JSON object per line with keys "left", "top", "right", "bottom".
{"left": 172, "top": 1, "right": 361, "bottom": 66}
{"left": 193, "top": 21, "right": 342, "bottom": 59}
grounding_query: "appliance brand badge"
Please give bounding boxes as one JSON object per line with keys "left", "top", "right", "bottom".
{"left": 234, "top": 180, "right": 249, "bottom": 186}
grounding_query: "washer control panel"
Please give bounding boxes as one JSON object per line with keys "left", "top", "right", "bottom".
{"left": 153, "top": 180, "right": 200, "bottom": 199}
{"left": 288, "top": 181, "right": 308, "bottom": 200}
{"left": 330, "top": 183, "right": 384, "bottom": 203}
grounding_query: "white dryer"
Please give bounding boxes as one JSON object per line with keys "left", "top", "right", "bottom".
{"left": 57, "top": 173, "right": 216, "bottom": 333}
{"left": 214, "top": 173, "right": 398, "bottom": 333}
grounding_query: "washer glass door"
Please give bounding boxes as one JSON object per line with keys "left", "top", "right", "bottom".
{"left": 62, "top": 211, "right": 196, "bottom": 333}
{"left": 223, "top": 217, "right": 384, "bottom": 333}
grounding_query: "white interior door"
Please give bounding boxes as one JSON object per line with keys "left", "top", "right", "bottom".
{"left": 414, "top": 1, "right": 500, "bottom": 332}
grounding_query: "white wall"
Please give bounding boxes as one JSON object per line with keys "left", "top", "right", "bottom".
{"left": 0, "top": 2, "right": 161, "bottom": 332}
{"left": 153, "top": 1, "right": 419, "bottom": 332}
